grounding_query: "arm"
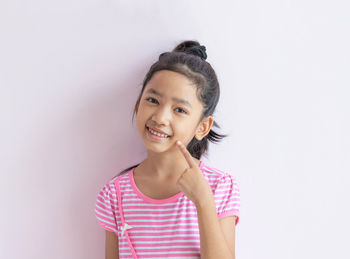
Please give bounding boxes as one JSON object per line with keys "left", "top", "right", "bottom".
{"left": 173, "top": 142, "right": 237, "bottom": 258}
{"left": 196, "top": 196, "right": 236, "bottom": 259}
{"left": 105, "top": 230, "right": 119, "bottom": 259}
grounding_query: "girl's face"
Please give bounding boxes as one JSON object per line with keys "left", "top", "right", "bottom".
{"left": 135, "top": 70, "right": 209, "bottom": 153}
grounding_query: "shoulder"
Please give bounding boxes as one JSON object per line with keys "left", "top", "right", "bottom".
{"left": 200, "top": 162, "right": 239, "bottom": 190}
{"left": 98, "top": 170, "right": 130, "bottom": 197}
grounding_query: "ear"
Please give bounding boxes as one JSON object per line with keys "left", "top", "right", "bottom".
{"left": 194, "top": 115, "right": 214, "bottom": 141}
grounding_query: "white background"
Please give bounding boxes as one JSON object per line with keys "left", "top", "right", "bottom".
{"left": 1, "top": 1, "right": 349, "bottom": 258}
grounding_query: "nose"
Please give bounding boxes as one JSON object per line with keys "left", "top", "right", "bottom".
{"left": 152, "top": 105, "right": 171, "bottom": 126}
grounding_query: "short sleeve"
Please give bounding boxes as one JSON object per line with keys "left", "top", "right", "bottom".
{"left": 213, "top": 174, "right": 241, "bottom": 226}
{"left": 94, "top": 182, "right": 119, "bottom": 233}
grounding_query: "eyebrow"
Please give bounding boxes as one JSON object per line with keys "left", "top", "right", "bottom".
{"left": 145, "top": 88, "right": 192, "bottom": 108}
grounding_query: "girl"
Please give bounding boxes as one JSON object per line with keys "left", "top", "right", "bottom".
{"left": 95, "top": 40, "right": 241, "bottom": 259}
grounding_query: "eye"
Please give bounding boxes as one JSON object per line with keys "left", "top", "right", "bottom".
{"left": 175, "top": 107, "right": 187, "bottom": 114}
{"left": 145, "top": 97, "right": 158, "bottom": 104}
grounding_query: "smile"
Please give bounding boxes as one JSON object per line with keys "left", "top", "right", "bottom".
{"left": 146, "top": 126, "right": 170, "bottom": 139}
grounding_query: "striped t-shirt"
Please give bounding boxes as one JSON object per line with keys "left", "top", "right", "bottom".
{"left": 94, "top": 160, "right": 240, "bottom": 258}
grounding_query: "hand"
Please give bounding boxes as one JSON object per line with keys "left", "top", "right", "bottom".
{"left": 175, "top": 140, "right": 214, "bottom": 207}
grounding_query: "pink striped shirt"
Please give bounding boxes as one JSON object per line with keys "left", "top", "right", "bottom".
{"left": 94, "top": 160, "right": 240, "bottom": 258}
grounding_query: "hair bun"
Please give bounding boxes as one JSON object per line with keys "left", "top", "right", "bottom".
{"left": 173, "top": 40, "right": 208, "bottom": 61}
{"left": 186, "top": 45, "right": 207, "bottom": 61}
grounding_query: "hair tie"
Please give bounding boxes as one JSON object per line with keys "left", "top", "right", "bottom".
{"left": 187, "top": 45, "right": 207, "bottom": 61}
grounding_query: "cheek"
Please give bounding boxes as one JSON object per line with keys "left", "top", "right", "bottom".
{"left": 135, "top": 113, "right": 144, "bottom": 131}
{"left": 178, "top": 124, "right": 196, "bottom": 138}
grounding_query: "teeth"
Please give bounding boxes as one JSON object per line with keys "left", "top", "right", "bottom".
{"left": 148, "top": 127, "right": 169, "bottom": 138}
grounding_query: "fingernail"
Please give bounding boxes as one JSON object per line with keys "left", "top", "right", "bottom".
{"left": 177, "top": 140, "right": 181, "bottom": 145}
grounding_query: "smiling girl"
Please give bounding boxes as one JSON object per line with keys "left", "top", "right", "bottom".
{"left": 95, "top": 40, "right": 241, "bottom": 259}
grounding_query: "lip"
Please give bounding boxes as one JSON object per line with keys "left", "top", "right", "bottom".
{"left": 146, "top": 126, "right": 170, "bottom": 142}
{"left": 146, "top": 126, "right": 171, "bottom": 136}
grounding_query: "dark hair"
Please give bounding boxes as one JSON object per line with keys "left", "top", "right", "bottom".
{"left": 111, "top": 40, "right": 228, "bottom": 180}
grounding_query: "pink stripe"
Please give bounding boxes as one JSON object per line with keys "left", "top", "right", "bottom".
{"left": 135, "top": 247, "right": 200, "bottom": 253}
{"left": 120, "top": 204, "right": 196, "bottom": 209}
{"left": 120, "top": 253, "right": 200, "bottom": 258}
{"left": 128, "top": 231, "right": 200, "bottom": 236}
{"left": 125, "top": 226, "right": 198, "bottom": 231}
{"left": 95, "top": 218, "right": 117, "bottom": 232}
{"left": 95, "top": 203, "right": 114, "bottom": 215}
{"left": 95, "top": 210, "right": 114, "bottom": 225}
{"left": 218, "top": 209, "right": 240, "bottom": 225}
{"left": 120, "top": 242, "right": 200, "bottom": 247}
{"left": 130, "top": 236, "right": 200, "bottom": 242}
{"left": 119, "top": 218, "right": 199, "bottom": 224}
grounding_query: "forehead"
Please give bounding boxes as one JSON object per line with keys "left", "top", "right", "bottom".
{"left": 143, "top": 70, "right": 201, "bottom": 107}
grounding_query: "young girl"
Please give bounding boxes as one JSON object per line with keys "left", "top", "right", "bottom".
{"left": 95, "top": 40, "right": 241, "bottom": 259}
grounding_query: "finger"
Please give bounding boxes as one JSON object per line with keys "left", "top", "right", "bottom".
{"left": 176, "top": 140, "right": 196, "bottom": 168}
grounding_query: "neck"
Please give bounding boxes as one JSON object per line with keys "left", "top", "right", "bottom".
{"left": 137, "top": 150, "right": 200, "bottom": 182}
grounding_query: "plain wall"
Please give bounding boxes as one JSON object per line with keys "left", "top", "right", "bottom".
{"left": 1, "top": 1, "right": 349, "bottom": 258}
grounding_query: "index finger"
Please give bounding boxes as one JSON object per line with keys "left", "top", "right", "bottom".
{"left": 176, "top": 140, "right": 196, "bottom": 168}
